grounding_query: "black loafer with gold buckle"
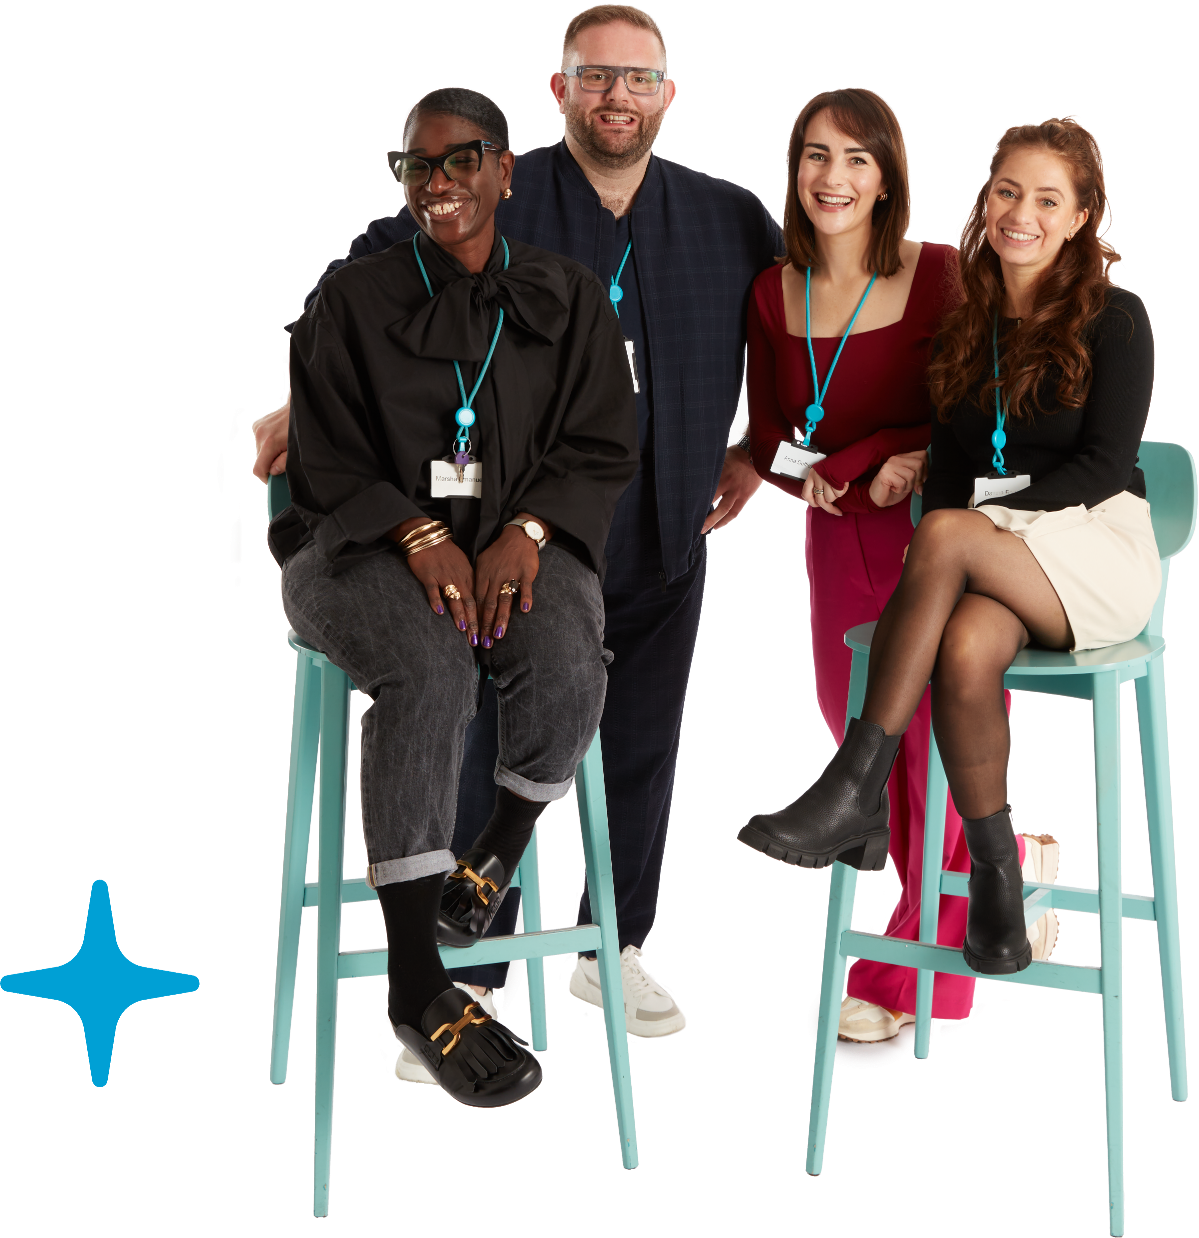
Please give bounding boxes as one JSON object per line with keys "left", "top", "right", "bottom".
{"left": 392, "top": 987, "right": 542, "bottom": 1107}
{"left": 438, "top": 849, "right": 510, "bottom": 947}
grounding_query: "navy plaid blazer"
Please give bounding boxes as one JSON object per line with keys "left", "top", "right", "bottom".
{"left": 303, "top": 140, "right": 782, "bottom": 582}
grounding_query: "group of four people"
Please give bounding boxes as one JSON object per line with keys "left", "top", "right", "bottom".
{"left": 258, "top": 5, "right": 1158, "bottom": 1104}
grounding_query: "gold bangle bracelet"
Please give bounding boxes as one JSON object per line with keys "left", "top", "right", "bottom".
{"left": 398, "top": 520, "right": 446, "bottom": 550}
{"left": 403, "top": 531, "right": 453, "bottom": 557}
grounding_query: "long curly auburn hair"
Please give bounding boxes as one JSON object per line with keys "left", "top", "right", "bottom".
{"left": 928, "top": 118, "right": 1120, "bottom": 422}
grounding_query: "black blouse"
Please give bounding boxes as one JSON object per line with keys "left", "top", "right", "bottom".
{"left": 269, "top": 232, "right": 638, "bottom": 579}
{"left": 922, "top": 289, "right": 1153, "bottom": 514}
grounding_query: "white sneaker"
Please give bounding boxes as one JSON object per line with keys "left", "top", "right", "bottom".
{"left": 838, "top": 997, "right": 915, "bottom": 1043}
{"left": 569, "top": 946, "right": 685, "bottom": 1037}
{"left": 395, "top": 983, "right": 498, "bottom": 1084}
{"left": 1021, "top": 834, "right": 1061, "bottom": 961}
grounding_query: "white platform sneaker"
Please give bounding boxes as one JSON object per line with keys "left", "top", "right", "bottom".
{"left": 837, "top": 997, "right": 915, "bottom": 1042}
{"left": 569, "top": 946, "right": 685, "bottom": 1037}
{"left": 395, "top": 982, "right": 498, "bottom": 1083}
{"left": 1021, "top": 833, "right": 1061, "bottom": 960}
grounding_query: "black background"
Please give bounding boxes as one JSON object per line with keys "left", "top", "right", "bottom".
{"left": 7, "top": 14, "right": 1189, "bottom": 1233}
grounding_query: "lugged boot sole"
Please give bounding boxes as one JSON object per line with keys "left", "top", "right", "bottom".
{"left": 962, "top": 941, "right": 1033, "bottom": 975}
{"left": 737, "top": 824, "right": 889, "bottom": 871}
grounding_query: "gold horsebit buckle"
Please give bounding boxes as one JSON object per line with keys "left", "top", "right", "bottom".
{"left": 453, "top": 862, "right": 499, "bottom": 906}
{"left": 430, "top": 1001, "right": 492, "bottom": 1056}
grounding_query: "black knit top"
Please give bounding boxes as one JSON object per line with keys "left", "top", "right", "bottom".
{"left": 922, "top": 289, "right": 1153, "bottom": 513}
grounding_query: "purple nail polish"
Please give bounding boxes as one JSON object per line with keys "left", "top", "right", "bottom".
{"left": 436, "top": 606, "right": 444, "bottom": 615}
{"left": 495, "top": 625, "right": 504, "bottom": 639}
{"left": 482, "top": 636, "right": 492, "bottom": 648}
{"left": 522, "top": 601, "right": 530, "bottom": 612}
{"left": 470, "top": 633, "right": 478, "bottom": 646}
{"left": 459, "top": 619, "right": 466, "bottom": 631}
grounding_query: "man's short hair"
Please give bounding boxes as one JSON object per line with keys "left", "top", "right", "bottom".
{"left": 563, "top": 6, "right": 666, "bottom": 61}
{"left": 404, "top": 87, "right": 509, "bottom": 151}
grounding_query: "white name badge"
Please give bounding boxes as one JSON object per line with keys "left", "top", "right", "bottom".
{"left": 430, "top": 459, "right": 483, "bottom": 499}
{"left": 771, "top": 440, "right": 828, "bottom": 481}
{"left": 624, "top": 337, "right": 640, "bottom": 393}
{"left": 973, "top": 472, "right": 1031, "bottom": 506}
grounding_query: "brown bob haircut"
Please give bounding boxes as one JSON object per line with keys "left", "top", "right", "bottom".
{"left": 563, "top": 6, "right": 666, "bottom": 59}
{"left": 782, "top": 89, "right": 910, "bottom": 278}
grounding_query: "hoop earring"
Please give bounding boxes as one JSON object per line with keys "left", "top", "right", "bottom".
{"left": 502, "top": 188, "right": 514, "bottom": 199}
{"left": 877, "top": 192, "right": 888, "bottom": 201}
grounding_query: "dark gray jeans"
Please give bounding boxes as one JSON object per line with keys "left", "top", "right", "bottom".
{"left": 282, "top": 541, "right": 609, "bottom": 887}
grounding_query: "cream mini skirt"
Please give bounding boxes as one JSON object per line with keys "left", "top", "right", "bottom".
{"left": 976, "top": 490, "right": 1161, "bottom": 652}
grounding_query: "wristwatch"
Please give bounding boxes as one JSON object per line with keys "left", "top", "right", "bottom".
{"left": 736, "top": 434, "right": 752, "bottom": 456}
{"left": 506, "top": 518, "right": 547, "bottom": 549}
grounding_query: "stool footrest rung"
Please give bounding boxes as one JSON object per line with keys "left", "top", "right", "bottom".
{"left": 303, "top": 873, "right": 524, "bottom": 908}
{"left": 335, "top": 925, "right": 603, "bottom": 979}
{"left": 937, "top": 871, "right": 1156, "bottom": 921}
{"left": 839, "top": 931, "right": 1101, "bottom": 994}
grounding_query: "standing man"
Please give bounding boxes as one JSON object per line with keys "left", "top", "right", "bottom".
{"left": 255, "top": 6, "right": 780, "bottom": 1053}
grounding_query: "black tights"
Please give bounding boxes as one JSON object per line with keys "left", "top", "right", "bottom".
{"left": 860, "top": 509, "right": 1073, "bottom": 820}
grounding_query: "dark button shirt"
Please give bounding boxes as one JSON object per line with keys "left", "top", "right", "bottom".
{"left": 923, "top": 289, "right": 1152, "bottom": 514}
{"left": 298, "top": 141, "right": 782, "bottom": 582}
{"left": 610, "top": 214, "right": 653, "bottom": 453}
{"left": 269, "top": 233, "right": 638, "bottom": 579}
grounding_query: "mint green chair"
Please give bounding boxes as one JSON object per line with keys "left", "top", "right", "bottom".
{"left": 265, "top": 474, "right": 637, "bottom": 1216}
{"left": 808, "top": 442, "right": 1192, "bottom": 1237}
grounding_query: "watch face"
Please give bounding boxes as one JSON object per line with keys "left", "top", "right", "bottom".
{"left": 524, "top": 521, "right": 545, "bottom": 542}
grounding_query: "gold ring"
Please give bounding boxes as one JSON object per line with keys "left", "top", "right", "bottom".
{"left": 498, "top": 579, "right": 521, "bottom": 596}
{"left": 443, "top": 584, "right": 461, "bottom": 601}
{"left": 813, "top": 487, "right": 825, "bottom": 495}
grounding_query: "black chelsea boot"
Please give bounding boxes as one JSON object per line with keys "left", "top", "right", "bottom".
{"left": 961, "top": 805, "right": 1033, "bottom": 975}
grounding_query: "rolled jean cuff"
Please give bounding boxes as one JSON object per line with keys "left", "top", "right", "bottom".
{"left": 494, "top": 764, "right": 574, "bottom": 803}
{"left": 366, "top": 849, "right": 457, "bottom": 889}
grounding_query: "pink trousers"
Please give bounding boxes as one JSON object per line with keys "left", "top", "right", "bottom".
{"left": 805, "top": 502, "right": 1019, "bottom": 1019}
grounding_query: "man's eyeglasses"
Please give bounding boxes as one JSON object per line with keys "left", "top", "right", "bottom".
{"left": 387, "top": 140, "right": 503, "bottom": 188}
{"left": 563, "top": 65, "right": 665, "bottom": 96}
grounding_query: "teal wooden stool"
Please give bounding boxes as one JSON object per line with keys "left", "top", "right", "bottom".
{"left": 807, "top": 442, "right": 1193, "bottom": 1236}
{"left": 264, "top": 475, "right": 637, "bottom": 1216}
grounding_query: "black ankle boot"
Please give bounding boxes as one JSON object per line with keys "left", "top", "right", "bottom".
{"left": 961, "top": 805, "right": 1033, "bottom": 975}
{"left": 738, "top": 717, "right": 901, "bottom": 870}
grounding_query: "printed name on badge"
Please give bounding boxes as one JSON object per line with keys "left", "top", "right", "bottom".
{"left": 624, "top": 338, "right": 640, "bottom": 394}
{"left": 973, "top": 472, "right": 1031, "bottom": 506}
{"left": 430, "top": 459, "right": 483, "bottom": 499}
{"left": 771, "top": 441, "right": 828, "bottom": 481}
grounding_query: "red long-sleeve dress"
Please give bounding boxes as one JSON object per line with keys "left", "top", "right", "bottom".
{"left": 747, "top": 243, "right": 1009, "bottom": 1019}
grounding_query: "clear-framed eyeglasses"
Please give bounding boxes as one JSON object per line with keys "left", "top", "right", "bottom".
{"left": 562, "top": 65, "right": 665, "bottom": 96}
{"left": 387, "top": 140, "right": 503, "bottom": 188}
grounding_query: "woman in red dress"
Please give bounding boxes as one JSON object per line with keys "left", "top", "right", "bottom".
{"left": 741, "top": 89, "right": 1057, "bottom": 1041}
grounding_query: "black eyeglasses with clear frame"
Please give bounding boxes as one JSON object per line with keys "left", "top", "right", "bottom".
{"left": 562, "top": 65, "right": 665, "bottom": 95}
{"left": 387, "top": 140, "right": 504, "bottom": 188}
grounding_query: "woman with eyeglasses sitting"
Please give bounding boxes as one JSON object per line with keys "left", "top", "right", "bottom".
{"left": 745, "top": 117, "right": 1156, "bottom": 978}
{"left": 269, "top": 88, "right": 637, "bottom": 1107}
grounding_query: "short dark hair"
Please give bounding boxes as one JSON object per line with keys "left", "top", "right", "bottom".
{"left": 403, "top": 87, "right": 509, "bottom": 150}
{"left": 563, "top": 6, "right": 665, "bottom": 60}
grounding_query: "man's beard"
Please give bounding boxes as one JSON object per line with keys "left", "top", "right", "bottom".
{"left": 564, "top": 97, "right": 665, "bottom": 169}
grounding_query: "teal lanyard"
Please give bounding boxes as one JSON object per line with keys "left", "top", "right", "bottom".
{"left": 609, "top": 241, "right": 632, "bottom": 317}
{"left": 802, "top": 266, "right": 877, "bottom": 446}
{"left": 991, "top": 315, "right": 1009, "bottom": 476}
{"left": 412, "top": 232, "right": 509, "bottom": 461}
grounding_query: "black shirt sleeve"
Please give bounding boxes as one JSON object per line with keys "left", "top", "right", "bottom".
{"left": 922, "top": 406, "right": 977, "bottom": 512}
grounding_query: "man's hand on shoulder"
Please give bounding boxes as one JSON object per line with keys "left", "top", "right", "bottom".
{"left": 702, "top": 444, "right": 762, "bottom": 534}
{"left": 253, "top": 398, "right": 290, "bottom": 483}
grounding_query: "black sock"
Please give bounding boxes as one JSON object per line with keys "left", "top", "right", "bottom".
{"left": 376, "top": 873, "right": 453, "bottom": 1029}
{"left": 470, "top": 788, "right": 548, "bottom": 884}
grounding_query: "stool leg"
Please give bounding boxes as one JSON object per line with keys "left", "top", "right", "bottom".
{"left": 516, "top": 828, "right": 548, "bottom": 1052}
{"left": 807, "top": 648, "right": 868, "bottom": 1175}
{"left": 270, "top": 653, "right": 322, "bottom": 1085}
{"left": 577, "top": 733, "right": 638, "bottom": 1170}
{"left": 914, "top": 729, "right": 948, "bottom": 1060}
{"left": 313, "top": 664, "right": 351, "bottom": 1219}
{"left": 807, "top": 860, "right": 858, "bottom": 1176}
{"left": 1094, "top": 671, "right": 1124, "bottom": 1237}
{"left": 1135, "top": 657, "right": 1187, "bottom": 1101}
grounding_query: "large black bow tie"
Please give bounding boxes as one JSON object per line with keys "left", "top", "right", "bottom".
{"left": 390, "top": 256, "right": 570, "bottom": 361}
